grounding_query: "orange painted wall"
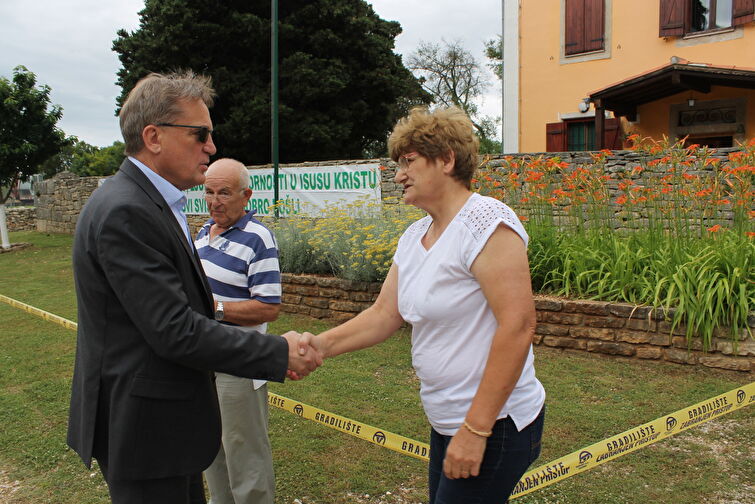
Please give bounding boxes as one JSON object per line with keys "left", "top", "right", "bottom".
{"left": 519, "top": 1, "right": 755, "bottom": 152}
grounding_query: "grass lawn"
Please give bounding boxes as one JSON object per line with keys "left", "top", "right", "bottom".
{"left": 0, "top": 231, "right": 752, "bottom": 503}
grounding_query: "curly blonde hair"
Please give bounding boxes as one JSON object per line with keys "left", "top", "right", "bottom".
{"left": 387, "top": 106, "right": 479, "bottom": 188}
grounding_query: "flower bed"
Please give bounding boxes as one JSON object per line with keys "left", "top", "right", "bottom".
{"left": 281, "top": 273, "right": 754, "bottom": 373}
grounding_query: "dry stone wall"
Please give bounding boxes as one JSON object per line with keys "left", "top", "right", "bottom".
{"left": 32, "top": 148, "right": 745, "bottom": 234}
{"left": 281, "top": 273, "right": 754, "bottom": 373}
{"left": 481, "top": 148, "right": 742, "bottom": 232}
{"left": 5, "top": 207, "right": 36, "bottom": 231}
{"left": 35, "top": 172, "right": 100, "bottom": 233}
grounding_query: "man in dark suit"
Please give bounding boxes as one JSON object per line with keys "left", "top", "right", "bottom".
{"left": 67, "top": 71, "right": 320, "bottom": 504}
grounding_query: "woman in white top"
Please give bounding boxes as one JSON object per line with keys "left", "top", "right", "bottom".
{"left": 301, "top": 106, "right": 545, "bottom": 503}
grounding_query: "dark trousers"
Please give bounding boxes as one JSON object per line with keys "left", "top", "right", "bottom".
{"left": 97, "top": 458, "right": 206, "bottom": 504}
{"left": 428, "top": 407, "right": 545, "bottom": 504}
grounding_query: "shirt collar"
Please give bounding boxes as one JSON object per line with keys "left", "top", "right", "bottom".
{"left": 129, "top": 156, "right": 187, "bottom": 210}
{"left": 202, "top": 210, "right": 256, "bottom": 235}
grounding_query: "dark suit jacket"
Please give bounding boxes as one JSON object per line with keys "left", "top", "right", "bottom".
{"left": 67, "top": 159, "right": 288, "bottom": 481}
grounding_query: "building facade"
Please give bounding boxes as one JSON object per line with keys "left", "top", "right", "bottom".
{"left": 503, "top": 0, "right": 755, "bottom": 152}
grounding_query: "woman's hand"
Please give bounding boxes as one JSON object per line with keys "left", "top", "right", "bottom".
{"left": 442, "top": 426, "right": 488, "bottom": 479}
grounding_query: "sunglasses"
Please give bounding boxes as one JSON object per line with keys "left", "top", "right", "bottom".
{"left": 156, "top": 123, "right": 213, "bottom": 143}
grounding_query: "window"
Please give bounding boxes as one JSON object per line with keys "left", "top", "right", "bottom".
{"left": 546, "top": 118, "right": 623, "bottom": 152}
{"left": 691, "top": 0, "right": 733, "bottom": 31}
{"left": 567, "top": 120, "right": 597, "bottom": 150}
{"left": 565, "top": 0, "right": 605, "bottom": 55}
{"left": 660, "top": 0, "right": 754, "bottom": 37}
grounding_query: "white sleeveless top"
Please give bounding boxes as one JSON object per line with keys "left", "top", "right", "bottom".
{"left": 393, "top": 193, "right": 545, "bottom": 435}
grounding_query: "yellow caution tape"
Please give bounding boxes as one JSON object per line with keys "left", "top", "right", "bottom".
{"left": 269, "top": 383, "right": 753, "bottom": 499}
{"left": 4, "top": 294, "right": 753, "bottom": 498}
{"left": 509, "top": 381, "right": 754, "bottom": 497}
{"left": 268, "top": 393, "right": 429, "bottom": 460}
{"left": 0, "top": 294, "right": 78, "bottom": 330}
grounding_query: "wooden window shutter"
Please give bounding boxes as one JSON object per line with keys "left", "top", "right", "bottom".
{"left": 584, "top": 0, "right": 605, "bottom": 52}
{"left": 603, "top": 118, "right": 623, "bottom": 150}
{"left": 565, "top": 0, "right": 586, "bottom": 55}
{"left": 733, "top": 0, "right": 755, "bottom": 26}
{"left": 659, "top": 0, "right": 687, "bottom": 37}
{"left": 546, "top": 122, "right": 567, "bottom": 152}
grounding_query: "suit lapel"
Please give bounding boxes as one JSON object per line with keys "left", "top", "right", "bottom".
{"left": 119, "top": 159, "right": 215, "bottom": 312}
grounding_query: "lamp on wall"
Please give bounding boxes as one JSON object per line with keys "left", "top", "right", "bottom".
{"left": 578, "top": 97, "right": 591, "bottom": 113}
{"left": 688, "top": 97, "right": 696, "bottom": 107}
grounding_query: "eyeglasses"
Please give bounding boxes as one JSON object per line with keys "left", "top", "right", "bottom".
{"left": 203, "top": 189, "right": 244, "bottom": 202}
{"left": 397, "top": 152, "right": 420, "bottom": 171}
{"left": 156, "top": 123, "right": 213, "bottom": 143}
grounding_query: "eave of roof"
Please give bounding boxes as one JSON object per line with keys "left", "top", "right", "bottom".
{"left": 587, "top": 58, "right": 755, "bottom": 119}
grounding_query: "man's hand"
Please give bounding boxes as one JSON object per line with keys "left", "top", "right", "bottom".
{"left": 282, "top": 331, "right": 323, "bottom": 380}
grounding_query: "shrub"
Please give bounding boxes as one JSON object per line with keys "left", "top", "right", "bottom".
{"left": 269, "top": 197, "right": 424, "bottom": 282}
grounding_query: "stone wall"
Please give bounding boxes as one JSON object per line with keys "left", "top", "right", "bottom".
{"left": 481, "top": 148, "right": 741, "bottom": 233}
{"left": 282, "top": 273, "right": 381, "bottom": 322}
{"left": 5, "top": 207, "right": 36, "bottom": 231}
{"left": 35, "top": 172, "right": 101, "bottom": 233}
{"left": 281, "top": 273, "right": 754, "bottom": 373}
{"left": 532, "top": 296, "right": 753, "bottom": 372}
{"left": 31, "top": 148, "right": 746, "bottom": 235}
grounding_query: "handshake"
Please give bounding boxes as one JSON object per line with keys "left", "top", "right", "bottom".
{"left": 282, "top": 331, "right": 324, "bottom": 380}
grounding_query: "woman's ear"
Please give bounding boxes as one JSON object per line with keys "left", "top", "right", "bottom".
{"left": 441, "top": 150, "right": 456, "bottom": 175}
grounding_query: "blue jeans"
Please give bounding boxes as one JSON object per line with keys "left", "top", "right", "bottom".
{"left": 428, "top": 407, "right": 545, "bottom": 504}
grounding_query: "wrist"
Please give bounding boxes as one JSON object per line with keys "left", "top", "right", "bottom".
{"left": 214, "top": 300, "right": 225, "bottom": 321}
{"left": 319, "top": 334, "right": 337, "bottom": 359}
{"left": 462, "top": 420, "right": 493, "bottom": 438}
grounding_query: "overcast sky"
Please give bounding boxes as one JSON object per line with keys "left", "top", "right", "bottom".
{"left": 0, "top": 0, "right": 503, "bottom": 148}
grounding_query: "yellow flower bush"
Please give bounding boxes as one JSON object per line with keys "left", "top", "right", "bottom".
{"left": 269, "top": 197, "right": 424, "bottom": 282}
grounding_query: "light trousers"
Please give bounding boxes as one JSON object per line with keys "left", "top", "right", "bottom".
{"left": 205, "top": 373, "right": 274, "bottom": 504}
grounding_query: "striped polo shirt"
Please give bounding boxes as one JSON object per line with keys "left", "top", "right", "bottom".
{"left": 194, "top": 210, "right": 282, "bottom": 320}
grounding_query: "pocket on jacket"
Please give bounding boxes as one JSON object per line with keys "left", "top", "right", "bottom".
{"left": 129, "top": 375, "right": 197, "bottom": 400}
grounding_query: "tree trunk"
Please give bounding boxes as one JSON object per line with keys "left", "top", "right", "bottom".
{"left": 0, "top": 204, "right": 10, "bottom": 250}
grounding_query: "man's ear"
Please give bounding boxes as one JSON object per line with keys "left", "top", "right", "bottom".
{"left": 241, "top": 187, "right": 253, "bottom": 203}
{"left": 142, "top": 125, "right": 162, "bottom": 154}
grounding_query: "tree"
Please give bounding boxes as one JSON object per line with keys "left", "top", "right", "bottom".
{"left": 69, "top": 141, "right": 126, "bottom": 177}
{"left": 37, "top": 137, "right": 97, "bottom": 178}
{"left": 112, "top": 0, "right": 430, "bottom": 165}
{"left": 406, "top": 40, "right": 493, "bottom": 139}
{"left": 41, "top": 139, "right": 124, "bottom": 177}
{"left": 477, "top": 116, "right": 501, "bottom": 154}
{"left": 484, "top": 36, "right": 503, "bottom": 81}
{"left": 0, "top": 65, "right": 68, "bottom": 248}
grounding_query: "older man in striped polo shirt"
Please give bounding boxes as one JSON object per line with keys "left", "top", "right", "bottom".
{"left": 194, "top": 158, "right": 281, "bottom": 504}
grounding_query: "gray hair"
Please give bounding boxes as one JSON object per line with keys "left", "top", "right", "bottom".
{"left": 230, "top": 159, "right": 250, "bottom": 190}
{"left": 119, "top": 70, "right": 216, "bottom": 156}
{"left": 207, "top": 158, "right": 250, "bottom": 190}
